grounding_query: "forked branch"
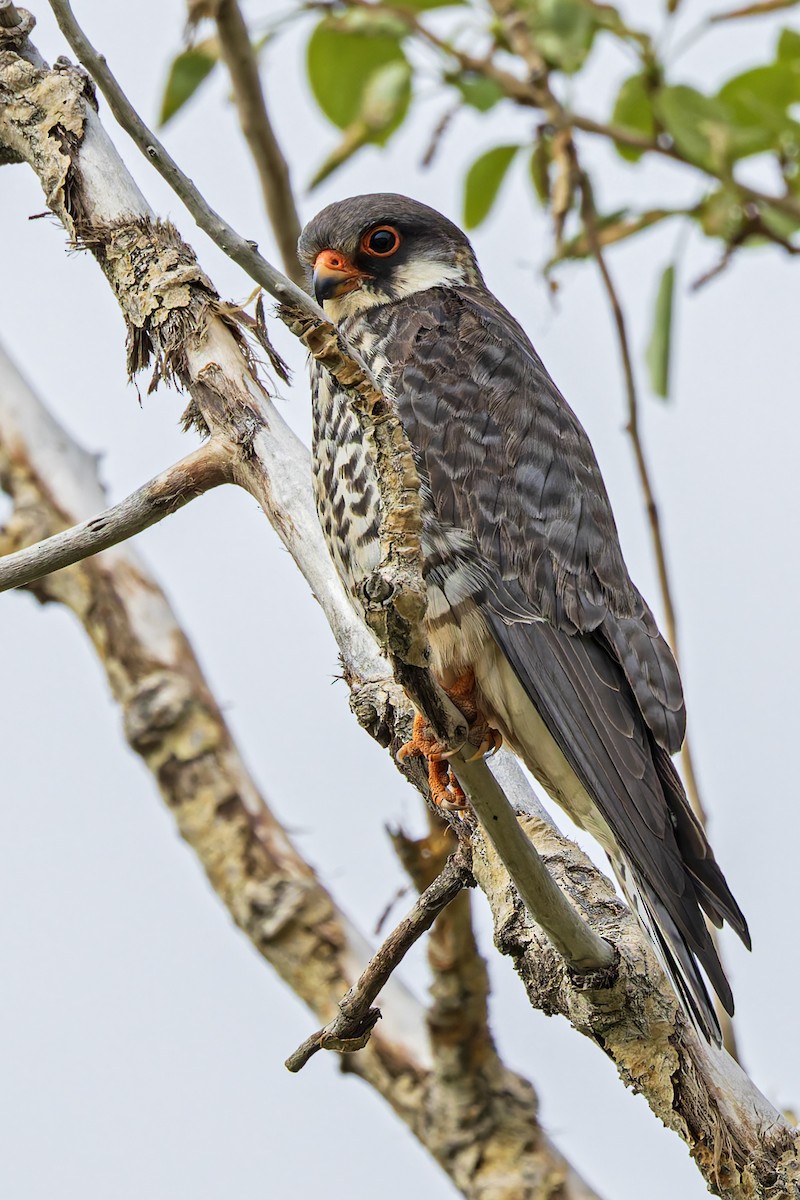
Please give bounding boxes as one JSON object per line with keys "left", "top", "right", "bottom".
{"left": 43, "top": 0, "right": 615, "bottom": 981}
{"left": 285, "top": 844, "right": 474, "bottom": 1072}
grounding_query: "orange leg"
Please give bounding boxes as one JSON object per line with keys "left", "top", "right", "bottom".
{"left": 396, "top": 672, "right": 503, "bottom": 810}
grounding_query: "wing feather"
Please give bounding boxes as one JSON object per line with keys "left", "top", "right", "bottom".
{"left": 360, "top": 281, "right": 749, "bottom": 1037}
{"left": 376, "top": 284, "right": 685, "bottom": 750}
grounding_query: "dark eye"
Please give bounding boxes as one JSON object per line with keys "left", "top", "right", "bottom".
{"left": 361, "top": 225, "right": 401, "bottom": 257}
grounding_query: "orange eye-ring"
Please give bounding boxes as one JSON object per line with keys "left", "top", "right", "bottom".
{"left": 361, "top": 225, "right": 401, "bottom": 257}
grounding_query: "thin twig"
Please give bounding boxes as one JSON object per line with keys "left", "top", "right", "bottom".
{"left": 0, "top": 1, "right": 22, "bottom": 28}
{"left": 209, "top": 0, "right": 304, "bottom": 287}
{"left": 49, "top": 0, "right": 318, "bottom": 318}
{"left": 579, "top": 176, "right": 740, "bottom": 1061}
{"left": 285, "top": 847, "right": 474, "bottom": 1072}
{"left": 368, "top": 0, "right": 800, "bottom": 228}
{"left": 0, "top": 441, "right": 231, "bottom": 592}
{"left": 392, "top": 814, "right": 495, "bottom": 1074}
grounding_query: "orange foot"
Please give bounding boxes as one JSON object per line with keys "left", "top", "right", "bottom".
{"left": 396, "top": 671, "right": 503, "bottom": 810}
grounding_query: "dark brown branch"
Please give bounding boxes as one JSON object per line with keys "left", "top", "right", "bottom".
{"left": 204, "top": 0, "right": 304, "bottom": 287}
{"left": 392, "top": 815, "right": 495, "bottom": 1089}
{"left": 0, "top": 441, "right": 231, "bottom": 592}
{"left": 285, "top": 846, "right": 474, "bottom": 1072}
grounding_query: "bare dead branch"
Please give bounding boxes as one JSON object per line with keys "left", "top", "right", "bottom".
{"left": 285, "top": 844, "right": 474, "bottom": 1072}
{"left": 391, "top": 815, "right": 495, "bottom": 1101}
{"left": 202, "top": 0, "right": 305, "bottom": 287}
{"left": 0, "top": 339, "right": 603, "bottom": 1200}
{"left": 0, "top": 440, "right": 231, "bottom": 592}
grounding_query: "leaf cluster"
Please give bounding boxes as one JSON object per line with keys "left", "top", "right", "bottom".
{"left": 159, "top": 0, "right": 800, "bottom": 397}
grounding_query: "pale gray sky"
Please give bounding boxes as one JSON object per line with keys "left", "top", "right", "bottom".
{"left": 1, "top": 2, "right": 798, "bottom": 1198}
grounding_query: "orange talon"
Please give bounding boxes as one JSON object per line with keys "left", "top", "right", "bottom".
{"left": 397, "top": 713, "right": 467, "bottom": 809}
{"left": 396, "top": 673, "right": 501, "bottom": 810}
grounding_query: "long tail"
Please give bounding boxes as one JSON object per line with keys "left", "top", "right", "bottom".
{"left": 479, "top": 610, "right": 750, "bottom": 1044}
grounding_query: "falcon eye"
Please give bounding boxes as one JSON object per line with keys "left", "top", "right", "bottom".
{"left": 361, "top": 225, "right": 401, "bottom": 258}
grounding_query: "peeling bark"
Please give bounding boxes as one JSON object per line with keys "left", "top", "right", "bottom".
{"left": 0, "top": 343, "right": 598, "bottom": 1200}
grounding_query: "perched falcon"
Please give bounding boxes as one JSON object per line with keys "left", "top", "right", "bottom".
{"left": 298, "top": 194, "right": 749, "bottom": 1044}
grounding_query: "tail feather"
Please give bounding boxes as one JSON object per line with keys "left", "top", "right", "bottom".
{"left": 654, "top": 745, "right": 751, "bottom": 950}
{"left": 612, "top": 856, "right": 727, "bottom": 1044}
{"left": 479, "top": 607, "right": 748, "bottom": 1044}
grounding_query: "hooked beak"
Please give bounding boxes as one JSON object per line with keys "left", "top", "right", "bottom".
{"left": 313, "top": 249, "right": 367, "bottom": 304}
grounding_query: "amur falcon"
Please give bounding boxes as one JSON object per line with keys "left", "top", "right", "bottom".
{"left": 298, "top": 193, "right": 749, "bottom": 1044}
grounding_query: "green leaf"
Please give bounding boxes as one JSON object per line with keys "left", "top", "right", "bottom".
{"left": 653, "top": 86, "right": 733, "bottom": 170}
{"left": 308, "top": 59, "right": 412, "bottom": 187}
{"left": 397, "top": 0, "right": 464, "bottom": 7}
{"left": 759, "top": 202, "right": 800, "bottom": 238}
{"left": 777, "top": 27, "right": 800, "bottom": 60}
{"left": 159, "top": 41, "right": 218, "bottom": 127}
{"left": 645, "top": 264, "right": 675, "bottom": 400}
{"left": 359, "top": 59, "right": 412, "bottom": 141}
{"left": 463, "top": 145, "right": 519, "bottom": 228}
{"left": 522, "top": 0, "right": 598, "bottom": 74}
{"left": 718, "top": 62, "right": 800, "bottom": 158}
{"left": 694, "top": 187, "right": 745, "bottom": 240}
{"left": 611, "top": 73, "right": 656, "bottom": 161}
{"left": 550, "top": 208, "right": 673, "bottom": 263}
{"left": 450, "top": 71, "right": 505, "bottom": 112}
{"left": 306, "top": 16, "right": 409, "bottom": 131}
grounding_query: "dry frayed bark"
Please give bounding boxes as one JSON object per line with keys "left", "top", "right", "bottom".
{"left": 0, "top": 341, "right": 602, "bottom": 1200}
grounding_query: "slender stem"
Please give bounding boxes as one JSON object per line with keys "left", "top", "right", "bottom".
{"left": 211, "top": 0, "right": 304, "bottom": 287}
{"left": 580, "top": 178, "right": 679, "bottom": 654}
{"left": 0, "top": 1, "right": 22, "bottom": 28}
{"left": 0, "top": 441, "right": 232, "bottom": 592}
{"left": 49, "top": 0, "right": 318, "bottom": 319}
{"left": 285, "top": 848, "right": 474, "bottom": 1072}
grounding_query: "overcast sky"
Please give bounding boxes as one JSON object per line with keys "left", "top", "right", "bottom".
{"left": 1, "top": 2, "right": 798, "bottom": 1198}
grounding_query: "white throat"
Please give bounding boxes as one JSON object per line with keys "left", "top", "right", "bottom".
{"left": 323, "top": 257, "right": 467, "bottom": 322}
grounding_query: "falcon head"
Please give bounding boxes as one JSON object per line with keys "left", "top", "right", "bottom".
{"left": 298, "top": 193, "right": 483, "bottom": 318}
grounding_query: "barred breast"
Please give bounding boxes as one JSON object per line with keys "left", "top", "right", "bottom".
{"left": 310, "top": 357, "right": 383, "bottom": 598}
{"left": 310, "top": 313, "right": 490, "bottom": 687}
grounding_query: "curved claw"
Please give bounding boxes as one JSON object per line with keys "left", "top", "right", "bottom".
{"left": 394, "top": 693, "right": 500, "bottom": 810}
{"left": 463, "top": 728, "right": 504, "bottom": 762}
